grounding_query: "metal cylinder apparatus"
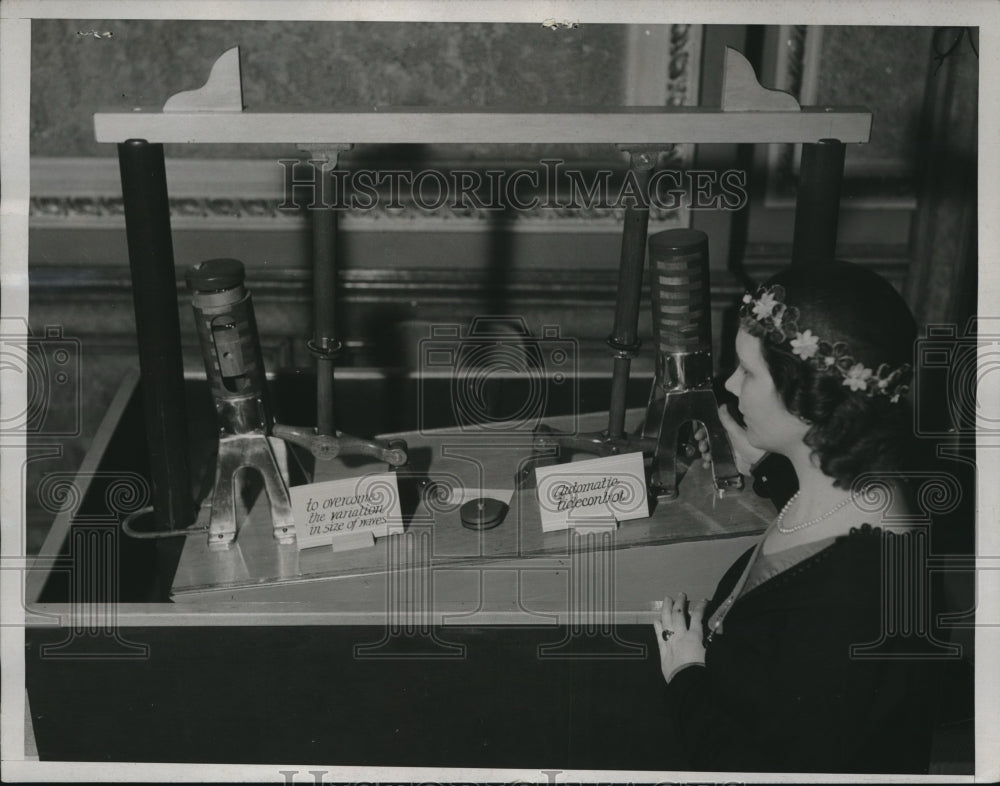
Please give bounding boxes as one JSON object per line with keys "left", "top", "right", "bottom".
{"left": 186, "top": 258, "right": 270, "bottom": 435}
{"left": 643, "top": 228, "right": 741, "bottom": 498}
{"left": 648, "top": 228, "right": 713, "bottom": 391}
{"left": 186, "top": 258, "right": 295, "bottom": 550}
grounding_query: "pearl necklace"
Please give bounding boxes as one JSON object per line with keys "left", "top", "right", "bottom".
{"left": 775, "top": 490, "right": 859, "bottom": 534}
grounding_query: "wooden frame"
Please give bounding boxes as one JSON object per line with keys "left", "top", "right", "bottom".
{"left": 95, "top": 106, "right": 871, "bottom": 145}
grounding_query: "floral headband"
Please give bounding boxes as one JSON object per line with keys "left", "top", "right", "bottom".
{"left": 739, "top": 285, "right": 911, "bottom": 403}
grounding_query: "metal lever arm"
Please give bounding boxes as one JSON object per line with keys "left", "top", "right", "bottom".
{"left": 513, "top": 424, "right": 657, "bottom": 490}
{"left": 272, "top": 423, "right": 408, "bottom": 466}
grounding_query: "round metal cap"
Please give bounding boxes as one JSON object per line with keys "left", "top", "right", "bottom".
{"left": 185, "top": 258, "right": 246, "bottom": 292}
{"left": 460, "top": 497, "right": 508, "bottom": 530}
{"left": 648, "top": 228, "right": 709, "bottom": 254}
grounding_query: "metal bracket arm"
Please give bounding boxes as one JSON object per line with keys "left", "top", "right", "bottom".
{"left": 272, "top": 423, "right": 408, "bottom": 467}
{"left": 513, "top": 425, "right": 656, "bottom": 490}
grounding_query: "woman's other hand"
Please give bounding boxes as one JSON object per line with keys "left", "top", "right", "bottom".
{"left": 652, "top": 593, "right": 707, "bottom": 684}
{"left": 693, "top": 405, "right": 766, "bottom": 475}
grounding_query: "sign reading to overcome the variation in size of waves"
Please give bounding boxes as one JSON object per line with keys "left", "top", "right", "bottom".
{"left": 289, "top": 472, "right": 403, "bottom": 550}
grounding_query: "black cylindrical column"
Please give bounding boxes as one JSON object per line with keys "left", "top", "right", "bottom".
{"left": 312, "top": 163, "right": 339, "bottom": 436}
{"left": 117, "top": 139, "right": 193, "bottom": 530}
{"left": 606, "top": 158, "right": 654, "bottom": 439}
{"left": 792, "top": 138, "right": 846, "bottom": 266}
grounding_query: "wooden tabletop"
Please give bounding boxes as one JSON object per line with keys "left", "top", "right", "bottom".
{"left": 171, "top": 409, "right": 772, "bottom": 622}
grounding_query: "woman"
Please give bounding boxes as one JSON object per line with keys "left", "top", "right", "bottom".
{"left": 653, "top": 261, "right": 940, "bottom": 773}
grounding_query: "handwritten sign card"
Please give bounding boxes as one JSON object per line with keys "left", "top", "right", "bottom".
{"left": 289, "top": 472, "right": 403, "bottom": 550}
{"left": 534, "top": 452, "right": 649, "bottom": 533}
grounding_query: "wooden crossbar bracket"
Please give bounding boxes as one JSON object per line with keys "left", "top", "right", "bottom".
{"left": 95, "top": 46, "right": 872, "bottom": 146}
{"left": 162, "top": 46, "right": 243, "bottom": 113}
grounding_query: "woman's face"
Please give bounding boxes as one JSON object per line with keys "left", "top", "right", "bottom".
{"left": 724, "top": 329, "right": 809, "bottom": 454}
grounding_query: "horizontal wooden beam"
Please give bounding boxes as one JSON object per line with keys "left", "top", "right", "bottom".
{"left": 94, "top": 107, "right": 872, "bottom": 146}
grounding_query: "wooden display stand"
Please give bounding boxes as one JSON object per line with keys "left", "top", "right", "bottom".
{"left": 19, "top": 49, "right": 880, "bottom": 767}
{"left": 87, "top": 44, "right": 870, "bottom": 613}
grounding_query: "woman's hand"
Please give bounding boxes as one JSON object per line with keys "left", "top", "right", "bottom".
{"left": 652, "top": 593, "right": 707, "bottom": 684}
{"left": 693, "top": 405, "right": 766, "bottom": 475}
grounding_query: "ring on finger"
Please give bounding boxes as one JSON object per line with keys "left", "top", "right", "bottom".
{"left": 661, "top": 629, "right": 674, "bottom": 642}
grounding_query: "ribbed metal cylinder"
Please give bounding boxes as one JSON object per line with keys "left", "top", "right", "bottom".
{"left": 648, "top": 228, "right": 712, "bottom": 355}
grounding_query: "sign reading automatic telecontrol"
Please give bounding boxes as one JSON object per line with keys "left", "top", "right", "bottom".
{"left": 535, "top": 452, "right": 649, "bottom": 533}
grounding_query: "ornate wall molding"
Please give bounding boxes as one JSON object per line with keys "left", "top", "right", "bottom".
{"left": 28, "top": 190, "right": 686, "bottom": 233}
{"left": 766, "top": 25, "right": 824, "bottom": 204}
{"left": 666, "top": 24, "right": 702, "bottom": 108}
{"left": 767, "top": 25, "right": 812, "bottom": 200}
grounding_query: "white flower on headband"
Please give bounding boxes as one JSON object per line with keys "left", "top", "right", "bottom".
{"left": 738, "top": 284, "right": 912, "bottom": 402}
{"left": 843, "top": 363, "right": 873, "bottom": 392}
{"left": 752, "top": 291, "right": 778, "bottom": 319}
{"left": 790, "top": 330, "right": 820, "bottom": 360}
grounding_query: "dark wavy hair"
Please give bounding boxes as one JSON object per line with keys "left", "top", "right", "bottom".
{"left": 749, "top": 262, "right": 918, "bottom": 489}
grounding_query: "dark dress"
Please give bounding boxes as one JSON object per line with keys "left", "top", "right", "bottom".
{"left": 662, "top": 455, "right": 941, "bottom": 773}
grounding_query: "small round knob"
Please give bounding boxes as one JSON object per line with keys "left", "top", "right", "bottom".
{"left": 311, "top": 435, "right": 340, "bottom": 460}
